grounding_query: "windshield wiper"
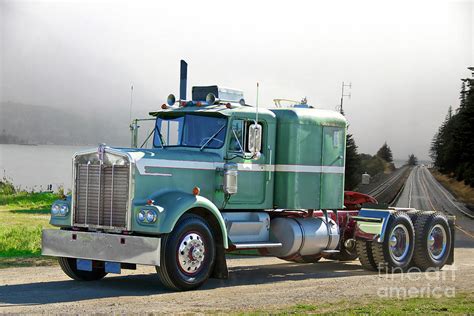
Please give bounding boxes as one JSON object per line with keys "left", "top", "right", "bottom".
{"left": 155, "top": 127, "right": 165, "bottom": 149}
{"left": 200, "top": 124, "right": 226, "bottom": 151}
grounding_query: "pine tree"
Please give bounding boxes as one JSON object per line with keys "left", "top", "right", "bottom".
{"left": 407, "top": 154, "right": 418, "bottom": 166}
{"left": 344, "top": 134, "right": 361, "bottom": 190}
{"left": 376, "top": 142, "right": 393, "bottom": 163}
{"left": 430, "top": 68, "right": 474, "bottom": 187}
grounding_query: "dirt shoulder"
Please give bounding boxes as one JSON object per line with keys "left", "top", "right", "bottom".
{"left": 0, "top": 248, "right": 473, "bottom": 314}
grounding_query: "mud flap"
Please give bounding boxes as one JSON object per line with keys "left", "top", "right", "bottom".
{"left": 211, "top": 243, "right": 229, "bottom": 279}
{"left": 446, "top": 216, "right": 456, "bottom": 265}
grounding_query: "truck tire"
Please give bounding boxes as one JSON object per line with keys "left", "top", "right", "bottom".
{"left": 288, "top": 255, "right": 322, "bottom": 263}
{"left": 372, "top": 212, "right": 415, "bottom": 272}
{"left": 356, "top": 240, "right": 377, "bottom": 271}
{"left": 58, "top": 257, "right": 107, "bottom": 281}
{"left": 326, "top": 241, "right": 358, "bottom": 261}
{"left": 156, "top": 214, "right": 215, "bottom": 291}
{"left": 412, "top": 212, "right": 451, "bottom": 271}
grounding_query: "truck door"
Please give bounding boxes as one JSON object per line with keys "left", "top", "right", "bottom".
{"left": 320, "top": 126, "right": 345, "bottom": 209}
{"left": 226, "top": 119, "right": 269, "bottom": 206}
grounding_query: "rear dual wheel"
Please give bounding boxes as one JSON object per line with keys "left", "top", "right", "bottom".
{"left": 412, "top": 212, "right": 451, "bottom": 271}
{"left": 372, "top": 212, "right": 415, "bottom": 272}
{"left": 357, "top": 212, "right": 415, "bottom": 272}
{"left": 156, "top": 214, "right": 216, "bottom": 291}
{"left": 356, "top": 239, "right": 377, "bottom": 270}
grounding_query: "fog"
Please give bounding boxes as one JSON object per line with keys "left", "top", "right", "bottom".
{"left": 1, "top": 0, "right": 472, "bottom": 160}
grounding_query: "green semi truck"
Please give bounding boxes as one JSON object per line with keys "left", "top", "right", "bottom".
{"left": 42, "top": 61, "right": 455, "bottom": 290}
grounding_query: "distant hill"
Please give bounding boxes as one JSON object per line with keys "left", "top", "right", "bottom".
{"left": 0, "top": 102, "right": 130, "bottom": 146}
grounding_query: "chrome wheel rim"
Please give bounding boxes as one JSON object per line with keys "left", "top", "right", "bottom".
{"left": 388, "top": 224, "right": 410, "bottom": 262}
{"left": 427, "top": 224, "right": 447, "bottom": 261}
{"left": 177, "top": 232, "right": 206, "bottom": 275}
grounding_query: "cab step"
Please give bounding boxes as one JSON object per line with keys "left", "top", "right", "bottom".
{"left": 321, "top": 249, "right": 340, "bottom": 255}
{"left": 233, "top": 242, "right": 282, "bottom": 249}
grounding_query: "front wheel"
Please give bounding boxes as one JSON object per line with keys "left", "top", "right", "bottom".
{"left": 58, "top": 257, "right": 107, "bottom": 281}
{"left": 156, "top": 214, "right": 216, "bottom": 291}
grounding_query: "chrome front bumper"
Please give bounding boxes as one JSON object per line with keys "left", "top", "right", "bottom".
{"left": 42, "top": 229, "right": 161, "bottom": 266}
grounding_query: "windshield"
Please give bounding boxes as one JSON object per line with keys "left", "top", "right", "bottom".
{"left": 153, "top": 114, "right": 227, "bottom": 149}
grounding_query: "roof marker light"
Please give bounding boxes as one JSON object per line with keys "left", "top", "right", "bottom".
{"left": 161, "top": 104, "right": 168, "bottom": 109}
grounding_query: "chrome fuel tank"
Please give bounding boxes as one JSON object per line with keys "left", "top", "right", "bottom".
{"left": 267, "top": 217, "right": 339, "bottom": 258}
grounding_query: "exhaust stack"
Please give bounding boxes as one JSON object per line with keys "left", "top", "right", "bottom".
{"left": 180, "top": 60, "right": 187, "bottom": 100}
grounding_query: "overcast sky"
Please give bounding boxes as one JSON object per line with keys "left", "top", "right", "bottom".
{"left": 1, "top": 0, "right": 472, "bottom": 160}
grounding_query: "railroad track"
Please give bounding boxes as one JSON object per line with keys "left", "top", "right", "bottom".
{"left": 367, "top": 166, "right": 408, "bottom": 199}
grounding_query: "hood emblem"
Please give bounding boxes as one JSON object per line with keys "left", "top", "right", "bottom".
{"left": 98, "top": 143, "right": 106, "bottom": 162}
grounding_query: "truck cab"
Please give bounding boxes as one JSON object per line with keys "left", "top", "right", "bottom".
{"left": 43, "top": 65, "right": 455, "bottom": 291}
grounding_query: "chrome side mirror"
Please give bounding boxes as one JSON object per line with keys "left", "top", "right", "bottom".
{"left": 248, "top": 123, "right": 262, "bottom": 158}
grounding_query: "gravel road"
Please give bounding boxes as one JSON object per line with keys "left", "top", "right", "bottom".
{"left": 1, "top": 166, "right": 473, "bottom": 314}
{"left": 1, "top": 248, "right": 473, "bottom": 314}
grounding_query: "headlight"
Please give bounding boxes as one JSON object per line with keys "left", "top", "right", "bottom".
{"left": 146, "top": 210, "right": 157, "bottom": 223}
{"left": 51, "top": 204, "right": 61, "bottom": 216}
{"left": 137, "top": 210, "right": 146, "bottom": 222}
{"left": 51, "top": 203, "right": 69, "bottom": 217}
{"left": 59, "top": 205, "right": 69, "bottom": 216}
{"left": 137, "top": 209, "right": 157, "bottom": 224}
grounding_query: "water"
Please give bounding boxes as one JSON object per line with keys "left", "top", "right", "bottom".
{"left": 0, "top": 144, "right": 91, "bottom": 191}
{"left": 1, "top": 144, "right": 433, "bottom": 192}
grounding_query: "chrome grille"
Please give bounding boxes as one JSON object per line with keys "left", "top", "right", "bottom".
{"left": 74, "top": 162, "right": 130, "bottom": 229}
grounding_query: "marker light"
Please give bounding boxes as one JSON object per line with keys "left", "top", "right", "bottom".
{"left": 161, "top": 104, "right": 168, "bottom": 109}
{"left": 192, "top": 186, "right": 200, "bottom": 196}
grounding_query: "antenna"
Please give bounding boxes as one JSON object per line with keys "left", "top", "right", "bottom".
{"left": 338, "top": 82, "right": 351, "bottom": 115}
{"left": 129, "top": 84, "right": 134, "bottom": 123}
{"left": 255, "top": 82, "right": 259, "bottom": 124}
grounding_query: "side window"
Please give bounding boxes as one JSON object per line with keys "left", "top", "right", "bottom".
{"left": 229, "top": 120, "right": 244, "bottom": 152}
{"left": 228, "top": 119, "right": 264, "bottom": 154}
{"left": 333, "top": 129, "right": 341, "bottom": 148}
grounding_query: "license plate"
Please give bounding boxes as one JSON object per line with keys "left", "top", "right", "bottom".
{"left": 76, "top": 259, "right": 92, "bottom": 271}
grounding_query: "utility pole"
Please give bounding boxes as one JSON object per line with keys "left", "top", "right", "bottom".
{"left": 338, "top": 82, "right": 351, "bottom": 115}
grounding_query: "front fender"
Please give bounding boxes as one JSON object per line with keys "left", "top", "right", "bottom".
{"left": 132, "top": 191, "right": 228, "bottom": 248}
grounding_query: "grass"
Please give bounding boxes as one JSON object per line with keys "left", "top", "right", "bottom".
{"left": 0, "top": 191, "right": 59, "bottom": 210}
{"left": 431, "top": 169, "right": 474, "bottom": 206}
{"left": 0, "top": 190, "right": 59, "bottom": 267}
{"left": 239, "top": 291, "right": 474, "bottom": 315}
